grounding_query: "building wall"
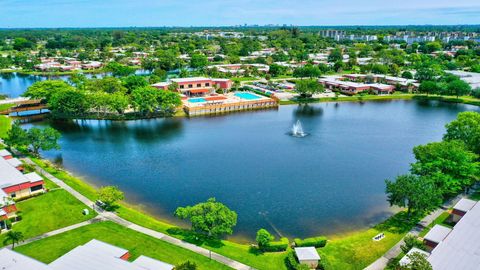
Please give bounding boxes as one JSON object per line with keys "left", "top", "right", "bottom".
{"left": 7, "top": 186, "right": 44, "bottom": 200}
{"left": 299, "top": 259, "right": 319, "bottom": 268}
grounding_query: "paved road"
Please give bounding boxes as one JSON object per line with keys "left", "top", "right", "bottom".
{"left": 364, "top": 196, "right": 463, "bottom": 270}
{"left": 24, "top": 158, "right": 254, "bottom": 270}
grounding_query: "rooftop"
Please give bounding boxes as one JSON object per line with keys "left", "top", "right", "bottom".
{"left": 0, "top": 149, "right": 12, "bottom": 157}
{"left": 294, "top": 247, "right": 320, "bottom": 261}
{"left": 399, "top": 247, "right": 430, "bottom": 266}
{"left": 428, "top": 201, "right": 480, "bottom": 270}
{"left": 0, "top": 248, "right": 50, "bottom": 270}
{"left": 453, "top": 198, "right": 477, "bottom": 213}
{"left": 424, "top": 224, "right": 452, "bottom": 244}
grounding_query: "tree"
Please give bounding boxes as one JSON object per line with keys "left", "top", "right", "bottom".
{"left": 4, "top": 121, "right": 28, "bottom": 147}
{"left": 131, "top": 86, "right": 160, "bottom": 115}
{"left": 447, "top": 79, "right": 471, "bottom": 98}
{"left": 417, "top": 81, "right": 438, "bottom": 96}
{"left": 85, "top": 77, "right": 127, "bottom": 94}
{"left": 256, "top": 229, "right": 274, "bottom": 250}
{"left": 400, "top": 234, "right": 425, "bottom": 254}
{"left": 48, "top": 89, "right": 90, "bottom": 117}
{"left": 27, "top": 127, "right": 61, "bottom": 155}
{"left": 175, "top": 261, "right": 197, "bottom": 270}
{"left": 13, "top": 38, "right": 34, "bottom": 51}
{"left": 328, "top": 48, "right": 343, "bottom": 63}
{"left": 23, "top": 80, "right": 75, "bottom": 101}
{"left": 97, "top": 186, "right": 124, "bottom": 209}
{"left": 190, "top": 53, "right": 208, "bottom": 69}
{"left": 295, "top": 79, "right": 324, "bottom": 98}
{"left": 444, "top": 112, "right": 480, "bottom": 155}
{"left": 3, "top": 231, "right": 24, "bottom": 249}
{"left": 293, "top": 65, "right": 321, "bottom": 78}
{"left": 399, "top": 251, "right": 432, "bottom": 270}
{"left": 269, "top": 64, "right": 286, "bottom": 77}
{"left": 402, "top": 71, "right": 414, "bottom": 79}
{"left": 106, "top": 62, "right": 136, "bottom": 77}
{"left": 156, "top": 90, "right": 181, "bottom": 114}
{"left": 411, "top": 140, "right": 479, "bottom": 195}
{"left": 385, "top": 174, "right": 441, "bottom": 218}
{"left": 122, "top": 75, "right": 148, "bottom": 93}
{"left": 174, "top": 198, "right": 237, "bottom": 238}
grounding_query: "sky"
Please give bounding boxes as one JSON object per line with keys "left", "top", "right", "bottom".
{"left": 0, "top": 0, "right": 479, "bottom": 28}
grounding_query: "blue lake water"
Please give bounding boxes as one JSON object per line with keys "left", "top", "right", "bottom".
{"left": 25, "top": 100, "right": 480, "bottom": 240}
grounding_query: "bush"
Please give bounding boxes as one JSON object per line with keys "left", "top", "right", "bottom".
{"left": 285, "top": 251, "right": 300, "bottom": 270}
{"left": 294, "top": 236, "right": 327, "bottom": 248}
{"left": 256, "top": 228, "right": 274, "bottom": 250}
{"left": 5, "top": 219, "right": 12, "bottom": 230}
{"left": 262, "top": 237, "right": 289, "bottom": 252}
{"left": 472, "top": 88, "right": 480, "bottom": 98}
{"left": 15, "top": 216, "right": 22, "bottom": 222}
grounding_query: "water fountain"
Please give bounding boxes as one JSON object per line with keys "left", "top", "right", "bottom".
{"left": 291, "top": 120, "right": 307, "bottom": 137}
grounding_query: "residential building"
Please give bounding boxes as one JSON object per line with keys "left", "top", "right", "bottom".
{"left": 0, "top": 239, "right": 174, "bottom": 270}
{"left": 152, "top": 77, "right": 232, "bottom": 97}
{"left": 207, "top": 64, "right": 270, "bottom": 74}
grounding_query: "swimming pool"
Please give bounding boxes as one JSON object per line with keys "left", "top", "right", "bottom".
{"left": 188, "top": 98, "right": 206, "bottom": 103}
{"left": 235, "top": 92, "right": 261, "bottom": 100}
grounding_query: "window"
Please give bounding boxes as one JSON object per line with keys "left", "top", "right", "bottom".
{"left": 30, "top": 185, "right": 43, "bottom": 192}
{"left": 196, "top": 83, "right": 201, "bottom": 87}
{"left": 205, "top": 83, "right": 210, "bottom": 87}
{"left": 10, "top": 193, "right": 16, "bottom": 198}
{"left": 188, "top": 84, "right": 193, "bottom": 88}
{"left": 179, "top": 85, "right": 184, "bottom": 89}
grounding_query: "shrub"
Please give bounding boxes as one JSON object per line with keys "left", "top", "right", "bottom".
{"left": 5, "top": 219, "right": 12, "bottom": 230}
{"left": 285, "top": 251, "right": 300, "bottom": 270}
{"left": 294, "top": 236, "right": 327, "bottom": 248}
{"left": 262, "top": 237, "right": 289, "bottom": 252}
{"left": 15, "top": 216, "right": 22, "bottom": 222}
{"left": 256, "top": 228, "right": 274, "bottom": 250}
{"left": 472, "top": 88, "right": 480, "bottom": 98}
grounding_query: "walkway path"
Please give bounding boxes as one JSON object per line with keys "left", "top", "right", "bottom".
{"left": 0, "top": 97, "right": 30, "bottom": 105}
{"left": 24, "top": 158, "right": 254, "bottom": 270}
{"left": 364, "top": 196, "right": 463, "bottom": 270}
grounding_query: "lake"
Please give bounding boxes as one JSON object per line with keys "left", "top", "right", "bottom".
{"left": 25, "top": 100, "right": 479, "bottom": 240}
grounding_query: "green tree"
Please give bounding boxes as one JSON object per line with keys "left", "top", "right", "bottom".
{"left": 122, "top": 75, "right": 149, "bottom": 93}
{"left": 85, "top": 77, "right": 127, "bottom": 94}
{"left": 13, "top": 38, "right": 34, "bottom": 51}
{"left": 447, "top": 79, "right": 471, "bottom": 98}
{"left": 411, "top": 140, "right": 479, "bottom": 195}
{"left": 174, "top": 198, "right": 237, "bottom": 238}
{"left": 385, "top": 174, "right": 441, "bottom": 218}
{"left": 23, "top": 80, "right": 75, "bottom": 101}
{"left": 97, "top": 186, "right": 124, "bottom": 209}
{"left": 107, "top": 92, "right": 130, "bottom": 114}
{"left": 4, "top": 121, "right": 28, "bottom": 148}
{"left": 444, "top": 111, "right": 480, "bottom": 155}
{"left": 27, "top": 127, "right": 61, "bottom": 155}
{"left": 106, "top": 62, "right": 136, "bottom": 77}
{"left": 3, "top": 231, "right": 24, "bottom": 249}
{"left": 256, "top": 229, "right": 274, "bottom": 250}
{"left": 328, "top": 48, "right": 343, "bottom": 63}
{"left": 399, "top": 251, "right": 432, "bottom": 270}
{"left": 190, "top": 53, "right": 208, "bottom": 69}
{"left": 402, "top": 71, "right": 414, "bottom": 79}
{"left": 156, "top": 90, "right": 181, "bottom": 114}
{"left": 48, "top": 89, "right": 90, "bottom": 117}
{"left": 400, "top": 234, "right": 425, "bottom": 254}
{"left": 131, "top": 86, "right": 160, "bottom": 115}
{"left": 175, "top": 261, "right": 197, "bottom": 270}
{"left": 295, "top": 79, "right": 324, "bottom": 98}
{"left": 418, "top": 81, "right": 438, "bottom": 96}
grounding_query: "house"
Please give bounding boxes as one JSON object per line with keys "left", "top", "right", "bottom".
{"left": 0, "top": 239, "right": 174, "bottom": 270}
{"left": 0, "top": 149, "right": 13, "bottom": 159}
{"left": 426, "top": 199, "right": 480, "bottom": 269}
{"left": 207, "top": 64, "right": 270, "bottom": 74}
{"left": 0, "top": 150, "right": 45, "bottom": 200}
{"left": 369, "top": 84, "right": 395, "bottom": 95}
{"left": 294, "top": 247, "right": 320, "bottom": 268}
{"left": 451, "top": 198, "right": 477, "bottom": 223}
{"left": 423, "top": 224, "right": 452, "bottom": 252}
{"left": 152, "top": 77, "right": 232, "bottom": 97}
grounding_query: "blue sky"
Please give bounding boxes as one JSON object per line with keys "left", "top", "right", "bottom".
{"left": 0, "top": 0, "right": 479, "bottom": 28}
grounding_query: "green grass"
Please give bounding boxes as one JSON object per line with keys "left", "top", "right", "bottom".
{"left": 470, "top": 190, "right": 480, "bottom": 201}
{"left": 0, "top": 189, "right": 96, "bottom": 245}
{"left": 15, "top": 221, "right": 231, "bottom": 270}
{"left": 418, "top": 211, "right": 454, "bottom": 238}
{"left": 279, "top": 93, "right": 415, "bottom": 105}
{"left": 0, "top": 115, "right": 12, "bottom": 138}
{"left": 319, "top": 211, "right": 419, "bottom": 270}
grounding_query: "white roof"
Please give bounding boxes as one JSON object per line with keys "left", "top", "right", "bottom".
{"left": 0, "top": 248, "right": 50, "bottom": 270}
{"left": 428, "top": 201, "right": 480, "bottom": 270}
{"left": 424, "top": 225, "right": 452, "bottom": 244}
{"left": 0, "top": 149, "right": 11, "bottom": 157}
{"left": 399, "top": 247, "right": 430, "bottom": 266}
{"left": 453, "top": 198, "right": 477, "bottom": 213}
{"left": 49, "top": 239, "right": 171, "bottom": 270}
{"left": 6, "top": 158, "right": 22, "bottom": 168}
{"left": 24, "top": 172, "right": 43, "bottom": 182}
{"left": 0, "top": 158, "right": 28, "bottom": 188}
{"left": 132, "top": 255, "right": 174, "bottom": 270}
{"left": 170, "top": 77, "right": 210, "bottom": 83}
{"left": 295, "top": 247, "right": 320, "bottom": 261}
{"left": 151, "top": 82, "right": 170, "bottom": 87}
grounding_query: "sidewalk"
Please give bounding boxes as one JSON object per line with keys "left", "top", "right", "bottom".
{"left": 364, "top": 195, "right": 463, "bottom": 270}
{"left": 24, "top": 158, "right": 254, "bottom": 270}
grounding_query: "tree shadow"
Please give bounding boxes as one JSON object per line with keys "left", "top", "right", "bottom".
{"left": 166, "top": 227, "right": 225, "bottom": 249}
{"left": 373, "top": 211, "right": 421, "bottom": 234}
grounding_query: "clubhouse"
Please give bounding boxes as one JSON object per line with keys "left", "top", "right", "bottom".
{"left": 152, "top": 77, "right": 232, "bottom": 97}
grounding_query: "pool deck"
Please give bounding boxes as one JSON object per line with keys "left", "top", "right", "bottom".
{"left": 183, "top": 92, "right": 278, "bottom": 116}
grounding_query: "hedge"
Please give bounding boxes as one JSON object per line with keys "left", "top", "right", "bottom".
{"left": 262, "top": 237, "right": 289, "bottom": 252}
{"left": 294, "top": 236, "right": 327, "bottom": 248}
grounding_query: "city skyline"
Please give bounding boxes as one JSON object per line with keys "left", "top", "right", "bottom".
{"left": 0, "top": 0, "right": 479, "bottom": 28}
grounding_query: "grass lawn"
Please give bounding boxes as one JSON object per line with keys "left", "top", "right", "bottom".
{"left": 15, "top": 221, "right": 231, "bottom": 270}
{"left": 0, "top": 189, "right": 96, "bottom": 246}
{"left": 279, "top": 93, "right": 415, "bottom": 105}
{"left": 319, "top": 211, "right": 419, "bottom": 270}
{"left": 0, "top": 115, "right": 12, "bottom": 138}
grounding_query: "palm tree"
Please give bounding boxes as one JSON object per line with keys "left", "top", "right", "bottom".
{"left": 3, "top": 231, "right": 24, "bottom": 250}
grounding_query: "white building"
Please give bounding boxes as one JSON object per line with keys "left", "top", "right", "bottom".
{"left": 294, "top": 247, "right": 320, "bottom": 268}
